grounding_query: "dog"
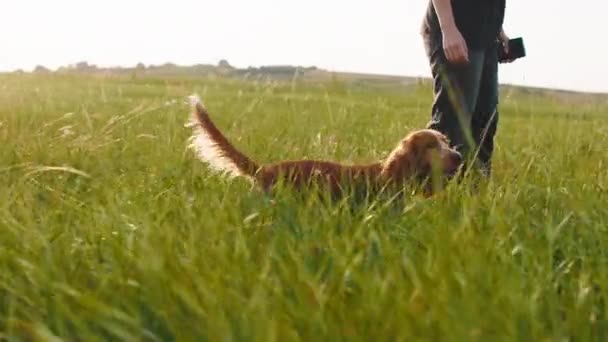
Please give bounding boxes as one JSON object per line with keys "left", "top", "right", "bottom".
{"left": 186, "top": 95, "right": 462, "bottom": 198}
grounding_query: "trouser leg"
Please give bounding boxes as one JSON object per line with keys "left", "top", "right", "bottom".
{"left": 471, "top": 46, "right": 500, "bottom": 176}
{"left": 423, "top": 37, "right": 485, "bottom": 165}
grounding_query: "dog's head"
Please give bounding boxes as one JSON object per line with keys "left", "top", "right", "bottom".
{"left": 381, "top": 129, "right": 462, "bottom": 188}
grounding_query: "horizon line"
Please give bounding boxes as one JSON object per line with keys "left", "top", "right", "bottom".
{"left": 3, "top": 60, "right": 607, "bottom": 96}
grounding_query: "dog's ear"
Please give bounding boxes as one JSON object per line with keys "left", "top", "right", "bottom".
{"left": 399, "top": 132, "right": 442, "bottom": 176}
{"left": 381, "top": 139, "right": 416, "bottom": 180}
{"left": 408, "top": 134, "right": 431, "bottom": 174}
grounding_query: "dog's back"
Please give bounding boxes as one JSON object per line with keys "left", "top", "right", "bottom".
{"left": 258, "top": 160, "right": 382, "bottom": 193}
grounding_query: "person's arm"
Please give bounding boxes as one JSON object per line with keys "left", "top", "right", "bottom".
{"left": 432, "top": 0, "right": 456, "bottom": 29}
{"left": 432, "top": 0, "right": 469, "bottom": 64}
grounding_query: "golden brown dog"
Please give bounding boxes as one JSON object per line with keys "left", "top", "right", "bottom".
{"left": 186, "top": 95, "right": 462, "bottom": 198}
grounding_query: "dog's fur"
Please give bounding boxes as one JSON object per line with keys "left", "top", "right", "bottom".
{"left": 186, "top": 95, "right": 462, "bottom": 197}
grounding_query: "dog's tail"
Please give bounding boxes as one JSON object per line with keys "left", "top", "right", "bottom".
{"left": 187, "top": 95, "right": 259, "bottom": 179}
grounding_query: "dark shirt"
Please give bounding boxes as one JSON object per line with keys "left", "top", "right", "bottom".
{"left": 422, "top": 0, "right": 506, "bottom": 49}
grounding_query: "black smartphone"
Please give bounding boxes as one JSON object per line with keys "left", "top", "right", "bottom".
{"left": 497, "top": 37, "right": 526, "bottom": 62}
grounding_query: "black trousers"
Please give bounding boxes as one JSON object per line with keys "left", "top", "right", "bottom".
{"left": 424, "top": 36, "right": 500, "bottom": 175}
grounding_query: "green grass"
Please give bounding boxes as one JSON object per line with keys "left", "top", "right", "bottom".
{"left": 1, "top": 72, "right": 608, "bottom": 341}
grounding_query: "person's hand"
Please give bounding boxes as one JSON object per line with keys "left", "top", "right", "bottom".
{"left": 498, "top": 30, "right": 514, "bottom": 63}
{"left": 442, "top": 25, "right": 469, "bottom": 65}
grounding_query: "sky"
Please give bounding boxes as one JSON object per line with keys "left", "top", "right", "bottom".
{"left": 1, "top": 1, "right": 607, "bottom": 93}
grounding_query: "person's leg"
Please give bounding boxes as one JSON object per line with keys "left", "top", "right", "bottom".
{"left": 471, "top": 45, "right": 500, "bottom": 176}
{"left": 423, "top": 36, "right": 486, "bottom": 165}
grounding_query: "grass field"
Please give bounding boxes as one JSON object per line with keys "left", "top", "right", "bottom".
{"left": 1, "top": 72, "right": 608, "bottom": 341}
